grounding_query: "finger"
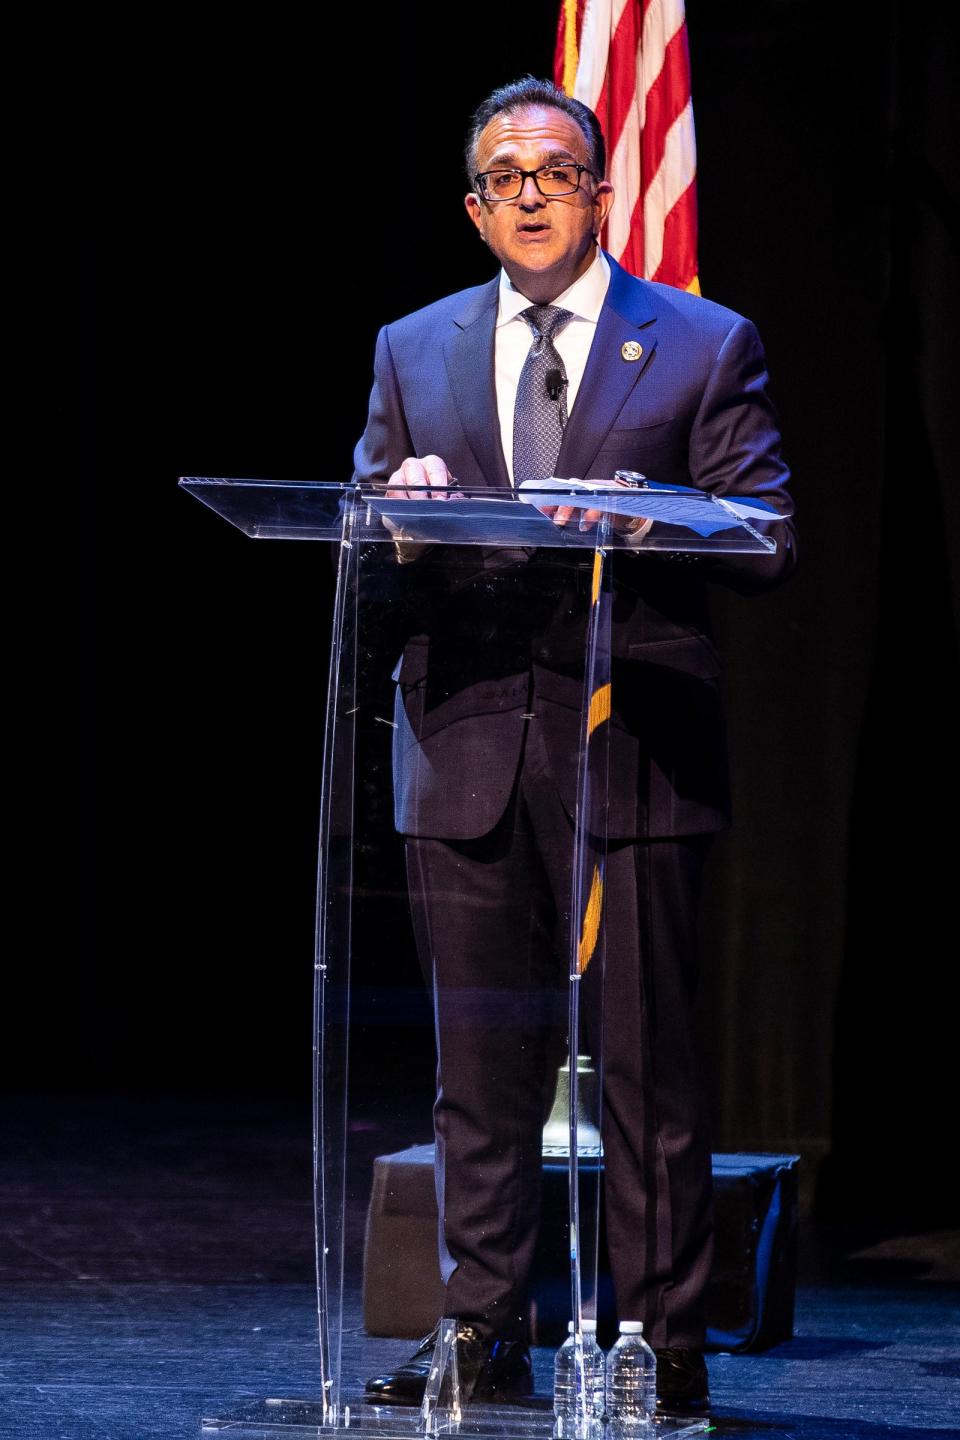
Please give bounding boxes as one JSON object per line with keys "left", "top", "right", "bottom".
{"left": 420, "top": 454, "right": 453, "bottom": 495}
{"left": 399, "top": 457, "right": 432, "bottom": 493}
{"left": 385, "top": 464, "right": 411, "bottom": 499}
{"left": 552, "top": 505, "right": 576, "bottom": 527}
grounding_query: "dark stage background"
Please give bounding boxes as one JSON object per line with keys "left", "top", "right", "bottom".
{"left": 72, "top": 3, "right": 958, "bottom": 1226}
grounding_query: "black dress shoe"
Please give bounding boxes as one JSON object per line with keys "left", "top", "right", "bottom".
{"left": 654, "top": 1347, "right": 710, "bottom": 1416}
{"left": 364, "top": 1322, "right": 534, "bottom": 1406}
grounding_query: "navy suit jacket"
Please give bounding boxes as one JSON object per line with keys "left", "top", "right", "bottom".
{"left": 352, "top": 254, "right": 796, "bottom": 841}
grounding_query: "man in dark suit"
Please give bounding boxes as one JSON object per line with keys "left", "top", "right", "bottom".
{"left": 356, "top": 77, "right": 795, "bottom": 1415}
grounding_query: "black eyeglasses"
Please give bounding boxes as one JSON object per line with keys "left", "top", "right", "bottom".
{"left": 473, "top": 163, "right": 597, "bottom": 202}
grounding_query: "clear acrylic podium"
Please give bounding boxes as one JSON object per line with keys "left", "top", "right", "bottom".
{"left": 181, "top": 478, "right": 778, "bottom": 1440}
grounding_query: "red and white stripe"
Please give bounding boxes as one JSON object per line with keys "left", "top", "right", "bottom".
{"left": 554, "top": 0, "right": 700, "bottom": 292}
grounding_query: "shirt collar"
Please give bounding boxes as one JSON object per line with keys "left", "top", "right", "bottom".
{"left": 496, "top": 247, "right": 610, "bottom": 328}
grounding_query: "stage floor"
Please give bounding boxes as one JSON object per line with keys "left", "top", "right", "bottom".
{"left": 2, "top": 1092, "right": 957, "bottom": 1439}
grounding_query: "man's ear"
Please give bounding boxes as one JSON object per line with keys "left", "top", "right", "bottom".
{"left": 464, "top": 192, "right": 486, "bottom": 241}
{"left": 592, "top": 179, "right": 615, "bottom": 237}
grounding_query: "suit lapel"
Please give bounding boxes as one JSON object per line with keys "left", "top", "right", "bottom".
{"left": 556, "top": 255, "right": 659, "bottom": 481}
{"left": 442, "top": 277, "right": 511, "bottom": 490}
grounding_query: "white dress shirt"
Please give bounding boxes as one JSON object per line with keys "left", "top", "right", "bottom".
{"left": 495, "top": 247, "right": 611, "bottom": 485}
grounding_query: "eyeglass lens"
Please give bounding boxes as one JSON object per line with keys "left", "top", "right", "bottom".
{"left": 481, "top": 165, "right": 583, "bottom": 199}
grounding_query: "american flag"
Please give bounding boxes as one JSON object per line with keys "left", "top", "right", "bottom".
{"left": 555, "top": 0, "right": 700, "bottom": 292}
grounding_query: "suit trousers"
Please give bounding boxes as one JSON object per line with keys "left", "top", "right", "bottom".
{"left": 404, "top": 715, "right": 714, "bottom": 1349}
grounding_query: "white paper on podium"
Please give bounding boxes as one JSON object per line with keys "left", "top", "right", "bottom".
{"left": 366, "top": 493, "right": 574, "bottom": 546}
{"left": 518, "top": 477, "right": 779, "bottom": 536}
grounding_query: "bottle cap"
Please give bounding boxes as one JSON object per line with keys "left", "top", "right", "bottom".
{"left": 567, "top": 1319, "right": 599, "bottom": 1332}
{"left": 619, "top": 1321, "right": 644, "bottom": 1334}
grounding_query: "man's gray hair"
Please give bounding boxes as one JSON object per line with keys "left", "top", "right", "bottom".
{"left": 465, "top": 76, "right": 607, "bottom": 185}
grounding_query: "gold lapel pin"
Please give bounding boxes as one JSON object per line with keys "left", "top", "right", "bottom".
{"left": 621, "top": 340, "right": 643, "bottom": 362}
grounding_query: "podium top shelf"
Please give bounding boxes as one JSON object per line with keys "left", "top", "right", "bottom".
{"left": 178, "top": 477, "right": 779, "bottom": 554}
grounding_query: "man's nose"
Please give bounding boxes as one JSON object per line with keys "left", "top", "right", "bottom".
{"left": 518, "top": 174, "right": 546, "bottom": 207}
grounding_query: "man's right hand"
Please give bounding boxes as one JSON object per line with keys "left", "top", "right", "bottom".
{"left": 385, "top": 455, "right": 456, "bottom": 498}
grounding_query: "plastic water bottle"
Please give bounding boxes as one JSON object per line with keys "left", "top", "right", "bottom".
{"left": 553, "top": 1320, "right": 605, "bottom": 1429}
{"left": 605, "top": 1320, "right": 656, "bottom": 1428}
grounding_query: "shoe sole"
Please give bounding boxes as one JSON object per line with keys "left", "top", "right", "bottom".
{"left": 363, "top": 1378, "right": 535, "bottom": 1407}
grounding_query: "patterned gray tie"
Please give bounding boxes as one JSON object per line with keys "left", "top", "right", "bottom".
{"left": 513, "top": 304, "right": 574, "bottom": 485}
